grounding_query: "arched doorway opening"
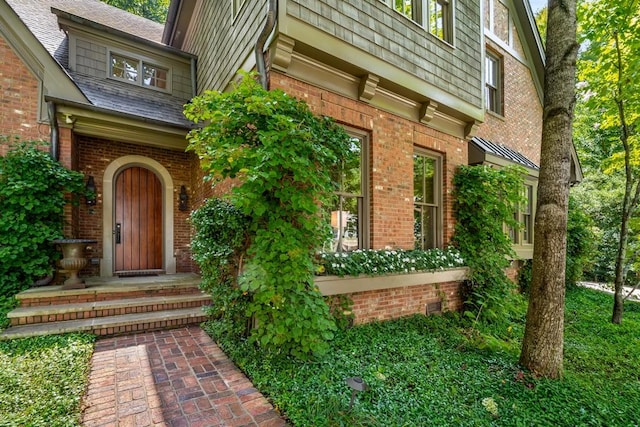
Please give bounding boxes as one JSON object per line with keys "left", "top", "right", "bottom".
{"left": 101, "top": 156, "right": 176, "bottom": 276}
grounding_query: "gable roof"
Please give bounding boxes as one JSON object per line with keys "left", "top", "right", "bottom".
{"left": 4, "top": 0, "right": 192, "bottom": 129}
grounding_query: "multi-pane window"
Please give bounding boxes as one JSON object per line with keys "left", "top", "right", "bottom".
{"left": 414, "top": 150, "right": 441, "bottom": 249}
{"left": 510, "top": 184, "right": 534, "bottom": 244}
{"left": 381, "top": 0, "right": 453, "bottom": 43}
{"left": 485, "top": 51, "right": 503, "bottom": 114}
{"left": 110, "top": 53, "right": 169, "bottom": 91}
{"left": 328, "top": 132, "right": 369, "bottom": 252}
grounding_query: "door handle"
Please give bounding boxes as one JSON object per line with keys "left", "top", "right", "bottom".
{"left": 115, "top": 223, "right": 121, "bottom": 244}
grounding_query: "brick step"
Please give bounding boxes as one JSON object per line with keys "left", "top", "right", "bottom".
{"left": 8, "top": 294, "right": 211, "bottom": 326}
{"left": 17, "top": 274, "right": 203, "bottom": 307}
{"left": 0, "top": 307, "right": 208, "bottom": 340}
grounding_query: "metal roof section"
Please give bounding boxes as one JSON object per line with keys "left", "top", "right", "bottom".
{"left": 470, "top": 136, "right": 540, "bottom": 170}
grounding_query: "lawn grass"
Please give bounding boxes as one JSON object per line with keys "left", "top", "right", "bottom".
{"left": 206, "top": 286, "right": 640, "bottom": 426}
{"left": 0, "top": 333, "right": 95, "bottom": 427}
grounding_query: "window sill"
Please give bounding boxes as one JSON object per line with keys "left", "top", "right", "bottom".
{"left": 315, "top": 267, "right": 468, "bottom": 296}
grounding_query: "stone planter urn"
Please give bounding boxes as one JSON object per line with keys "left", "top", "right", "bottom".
{"left": 52, "top": 239, "right": 97, "bottom": 290}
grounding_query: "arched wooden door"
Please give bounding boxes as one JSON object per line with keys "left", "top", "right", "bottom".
{"left": 114, "top": 166, "right": 163, "bottom": 273}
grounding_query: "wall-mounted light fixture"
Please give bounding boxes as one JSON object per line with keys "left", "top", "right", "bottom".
{"left": 179, "top": 185, "right": 189, "bottom": 211}
{"left": 85, "top": 176, "right": 97, "bottom": 206}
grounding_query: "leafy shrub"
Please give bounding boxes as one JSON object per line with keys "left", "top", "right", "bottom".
{"left": 0, "top": 139, "right": 85, "bottom": 297}
{"left": 185, "top": 73, "right": 355, "bottom": 358}
{"left": 190, "top": 198, "right": 250, "bottom": 339}
{"left": 518, "top": 259, "right": 533, "bottom": 294}
{"left": 0, "top": 296, "right": 17, "bottom": 331}
{"left": 566, "top": 195, "right": 595, "bottom": 286}
{"left": 452, "top": 165, "right": 525, "bottom": 325}
{"left": 518, "top": 195, "right": 595, "bottom": 293}
{"left": 318, "top": 247, "right": 464, "bottom": 277}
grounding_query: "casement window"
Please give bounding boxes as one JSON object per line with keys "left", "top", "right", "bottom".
{"left": 380, "top": 0, "right": 454, "bottom": 43}
{"left": 328, "top": 131, "right": 370, "bottom": 252}
{"left": 485, "top": 51, "right": 503, "bottom": 114}
{"left": 414, "top": 150, "right": 442, "bottom": 249}
{"left": 109, "top": 52, "right": 169, "bottom": 91}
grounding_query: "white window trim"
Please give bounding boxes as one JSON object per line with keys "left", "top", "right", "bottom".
{"left": 485, "top": 49, "right": 503, "bottom": 115}
{"left": 107, "top": 49, "right": 172, "bottom": 93}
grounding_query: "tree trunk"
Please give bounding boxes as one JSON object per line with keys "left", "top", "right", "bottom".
{"left": 519, "top": 0, "right": 578, "bottom": 379}
{"left": 611, "top": 33, "right": 636, "bottom": 324}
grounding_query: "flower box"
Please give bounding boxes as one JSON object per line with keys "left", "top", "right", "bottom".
{"left": 314, "top": 267, "right": 468, "bottom": 296}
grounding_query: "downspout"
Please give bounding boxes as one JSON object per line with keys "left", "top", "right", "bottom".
{"left": 255, "top": 0, "right": 277, "bottom": 90}
{"left": 191, "top": 57, "right": 197, "bottom": 97}
{"left": 47, "top": 101, "right": 59, "bottom": 161}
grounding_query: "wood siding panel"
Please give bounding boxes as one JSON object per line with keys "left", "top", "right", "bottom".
{"left": 287, "top": 0, "right": 483, "bottom": 107}
{"left": 182, "top": 0, "right": 267, "bottom": 92}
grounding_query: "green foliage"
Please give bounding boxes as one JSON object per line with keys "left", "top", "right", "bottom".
{"left": 100, "top": 0, "right": 169, "bottom": 23}
{"left": 0, "top": 333, "right": 95, "bottom": 426}
{"left": 576, "top": 0, "right": 640, "bottom": 316}
{"left": 318, "top": 247, "right": 464, "bottom": 277}
{"left": 566, "top": 195, "right": 596, "bottom": 286}
{"left": 517, "top": 259, "right": 533, "bottom": 294}
{"left": 452, "top": 165, "right": 525, "bottom": 325}
{"left": 185, "top": 73, "right": 355, "bottom": 358}
{"left": 0, "top": 296, "right": 18, "bottom": 332}
{"left": 190, "top": 198, "right": 250, "bottom": 339}
{"left": 0, "top": 139, "right": 86, "bottom": 297}
{"left": 534, "top": 7, "right": 547, "bottom": 46}
{"left": 517, "top": 195, "right": 596, "bottom": 291}
{"left": 205, "top": 287, "right": 640, "bottom": 426}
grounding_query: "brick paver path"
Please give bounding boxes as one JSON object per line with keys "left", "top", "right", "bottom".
{"left": 81, "top": 326, "right": 287, "bottom": 427}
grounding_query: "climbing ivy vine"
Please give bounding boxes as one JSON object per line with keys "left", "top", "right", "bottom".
{"left": 0, "top": 139, "right": 85, "bottom": 297}
{"left": 185, "top": 74, "right": 355, "bottom": 358}
{"left": 452, "top": 165, "right": 525, "bottom": 325}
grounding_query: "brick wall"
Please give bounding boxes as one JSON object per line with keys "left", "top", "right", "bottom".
{"left": 0, "top": 35, "right": 49, "bottom": 154}
{"left": 76, "top": 136, "right": 198, "bottom": 275}
{"left": 348, "top": 281, "right": 463, "bottom": 324}
{"left": 478, "top": 3, "right": 543, "bottom": 166}
{"left": 271, "top": 71, "right": 467, "bottom": 249}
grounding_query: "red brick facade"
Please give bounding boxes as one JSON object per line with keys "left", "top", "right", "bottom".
{"left": 478, "top": 6, "right": 543, "bottom": 166}
{"left": 349, "top": 281, "right": 463, "bottom": 324}
{"left": 0, "top": 36, "right": 49, "bottom": 153}
{"left": 75, "top": 136, "right": 197, "bottom": 275}
{"left": 1, "top": 2, "right": 544, "bottom": 325}
{"left": 271, "top": 72, "right": 467, "bottom": 250}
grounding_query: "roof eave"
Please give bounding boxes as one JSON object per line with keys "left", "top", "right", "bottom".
{"left": 51, "top": 7, "right": 195, "bottom": 60}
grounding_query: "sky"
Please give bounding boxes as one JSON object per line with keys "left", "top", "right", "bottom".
{"left": 528, "top": 0, "right": 547, "bottom": 13}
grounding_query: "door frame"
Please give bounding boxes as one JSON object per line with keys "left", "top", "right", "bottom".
{"left": 101, "top": 155, "right": 176, "bottom": 276}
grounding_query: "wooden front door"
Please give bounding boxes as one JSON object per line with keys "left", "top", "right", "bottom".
{"left": 114, "top": 166, "right": 163, "bottom": 272}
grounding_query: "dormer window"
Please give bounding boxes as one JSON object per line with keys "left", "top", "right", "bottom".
{"left": 109, "top": 52, "right": 169, "bottom": 91}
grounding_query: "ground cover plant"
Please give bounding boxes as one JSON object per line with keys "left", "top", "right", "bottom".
{"left": 205, "top": 286, "right": 640, "bottom": 426}
{"left": 0, "top": 334, "right": 95, "bottom": 426}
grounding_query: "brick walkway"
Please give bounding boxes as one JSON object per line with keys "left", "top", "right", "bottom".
{"left": 81, "top": 326, "right": 287, "bottom": 427}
